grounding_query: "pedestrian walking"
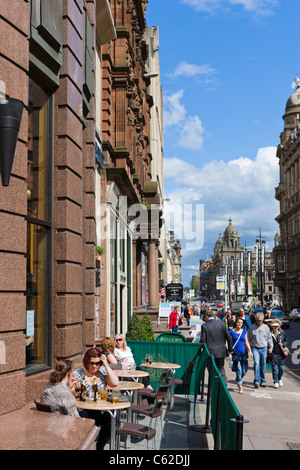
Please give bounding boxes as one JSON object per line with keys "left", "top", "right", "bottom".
{"left": 184, "top": 303, "right": 192, "bottom": 326}
{"left": 200, "top": 309, "right": 233, "bottom": 385}
{"left": 268, "top": 320, "right": 289, "bottom": 388}
{"left": 229, "top": 318, "right": 253, "bottom": 393}
{"left": 264, "top": 309, "right": 273, "bottom": 328}
{"left": 237, "top": 308, "right": 252, "bottom": 331}
{"left": 169, "top": 304, "right": 183, "bottom": 333}
{"left": 247, "top": 313, "right": 273, "bottom": 388}
{"left": 222, "top": 309, "right": 236, "bottom": 330}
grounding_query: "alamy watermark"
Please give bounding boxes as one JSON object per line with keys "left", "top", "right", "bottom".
{"left": 95, "top": 196, "right": 204, "bottom": 251}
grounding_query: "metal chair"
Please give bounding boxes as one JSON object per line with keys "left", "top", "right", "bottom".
{"left": 34, "top": 399, "right": 52, "bottom": 413}
{"left": 116, "top": 401, "right": 165, "bottom": 450}
{"left": 132, "top": 399, "right": 166, "bottom": 442}
{"left": 167, "top": 360, "right": 195, "bottom": 399}
{"left": 137, "top": 372, "right": 169, "bottom": 402}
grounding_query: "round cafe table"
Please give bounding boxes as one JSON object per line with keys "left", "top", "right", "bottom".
{"left": 140, "top": 362, "right": 181, "bottom": 410}
{"left": 114, "top": 368, "right": 149, "bottom": 383}
{"left": 76, "top": 398, "right": 130, "bottom": 450}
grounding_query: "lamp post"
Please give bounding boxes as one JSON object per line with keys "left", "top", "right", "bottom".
{"left": 255, "top": 228, "right": 266, "bottom": 306}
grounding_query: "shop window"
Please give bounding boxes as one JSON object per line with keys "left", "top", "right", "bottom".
{"left": 26, "top": 79, "right": 52, "bottom": 374}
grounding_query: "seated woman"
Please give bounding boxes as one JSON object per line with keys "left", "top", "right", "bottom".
{"left": 100, "top": 337, "right": 124, "bottom": 369}
{"left": 40, "top": 359, "right": 79, "bottom": 416}
{"left": 114, "top": 334, "right": 154, "bottom": 394}
{"left": 113, "top": 333, "right": 135, "bottom": 367}
{"left": 73, "top": 347, "right": 118, "bottom": 450}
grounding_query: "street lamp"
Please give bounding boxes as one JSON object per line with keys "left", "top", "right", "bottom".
{"left": 0, "top": 96, "right": 24, "bottom": 186}
{"left": 255, "top": 229, "right": 266, "bottom": 306}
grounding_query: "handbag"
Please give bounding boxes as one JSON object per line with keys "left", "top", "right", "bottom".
{"left": 178, "top": 316, "right": 183, "bottom": 326}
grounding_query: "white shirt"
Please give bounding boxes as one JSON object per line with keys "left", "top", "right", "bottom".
{"left": 113, "top": 346, "right": 135, "bottom": 367}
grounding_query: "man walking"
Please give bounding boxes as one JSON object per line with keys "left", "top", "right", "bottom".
{"left": 222, "top": 309, "right": 236, "bottom": 330}
{"left": 247, "top": 313, "right": 273, "bottom": 388}
{"left": 200, "top": 310, "right": 233, "bottom": 384}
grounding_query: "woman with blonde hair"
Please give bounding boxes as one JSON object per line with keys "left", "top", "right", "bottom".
{"left": 114, "top": 333, "right": 154, "bottom": 394}
{"left": 113, "top": 334, "right": 135, "bottom": 367}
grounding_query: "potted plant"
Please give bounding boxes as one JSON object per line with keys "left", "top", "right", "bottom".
{"left": 95, "top": 245, "right": 104, "bottom": 259}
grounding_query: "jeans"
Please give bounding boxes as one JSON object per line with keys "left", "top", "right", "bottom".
{"left": 272, "top": 363, "right": 285, "bottom": 383}
{"left": 235, "top": 361, "right": 246, "bottom": 384}
{"left": 252, "top": 347, "right": 267, "bottom": 385}
{"left": 172, "top": 326, "right": 179, "bottom": 333}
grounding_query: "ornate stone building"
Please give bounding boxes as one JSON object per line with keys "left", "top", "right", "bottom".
{"left": 96, "top": 0, "right": 162, "bottom": 335}
{"left": 210, "top": 218, "right": 277, "bottom": 304}
{"left": 273, "top": 76, "right": 300, "bottom": 311}
{"left": 0, "top": 0, "right": 163, "bottom": 425}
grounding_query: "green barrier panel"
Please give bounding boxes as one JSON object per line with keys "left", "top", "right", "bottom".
{"left": 209, "top": 356, "right": 240, "bottom": 450}
{"left": 155, "top": 332, "right": 187, "bottom": 342}
{"left": 127, "top": 340, "right": 202, "bottom": 393}
{"left": 193, "top": 343, "right": 209, "bottom": 416}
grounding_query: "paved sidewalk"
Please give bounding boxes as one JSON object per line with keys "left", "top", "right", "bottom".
{"left": 197, "top": 359, "right": 300, "bottom": 450}
{"left": 114, "top": 394, "right": 208, "bottom": 451}
{"left": 105, "top": 359, "right": 300, "bottom": 452}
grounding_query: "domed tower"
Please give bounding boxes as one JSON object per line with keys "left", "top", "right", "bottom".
{"left": 281, "top": 75, "right": 300, "bottom": 145}
{"left": 223, "top": 217, "right": 242, "bottom": 250}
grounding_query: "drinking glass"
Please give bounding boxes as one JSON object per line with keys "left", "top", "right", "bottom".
{"left": 99, "top": 385, "right": 108, "bottom": 401}
{"left": 112, "top": 390, "right": 120, "bottom": 404}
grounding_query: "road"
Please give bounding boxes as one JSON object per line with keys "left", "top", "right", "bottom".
{"left": 284, "top": 320, "right": 300, "bottom": 381}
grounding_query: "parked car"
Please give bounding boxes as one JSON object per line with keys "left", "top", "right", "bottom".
{"left": 231, "top": 301, "right": 244, "bottom": 315}
{"left": 289, "top": 308, "right": 300, "bottom": 322}
{"left": 270, "top": 310, "right": 290, "bottom": 329}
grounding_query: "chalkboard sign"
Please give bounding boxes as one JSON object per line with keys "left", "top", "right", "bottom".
{"left": 166, "top": 283, "right": 183, "bottom": 301}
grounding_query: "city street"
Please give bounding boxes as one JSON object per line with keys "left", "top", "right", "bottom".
{"left": 285, "top": 320, "right": 300, "bottom": 381}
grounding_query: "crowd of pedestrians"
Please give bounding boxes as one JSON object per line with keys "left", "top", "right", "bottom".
{"left": 197, "top": 306, "right": 289, "bottom": 393}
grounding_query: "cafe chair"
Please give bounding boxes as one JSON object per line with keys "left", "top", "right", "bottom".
{"left": 137, "top": 372, "right": 169, "bottom": 402}
{"left": 167, "top": 360, "right": 195, "bottom": 400}
{"left": 116, "top": 422, "right": 156, "bottom": 450}
{"left": 132, "top": 400, "right": 165, "bottom": 442}
{"left": 34, "top": 400, "right": 52, "bottom": 413}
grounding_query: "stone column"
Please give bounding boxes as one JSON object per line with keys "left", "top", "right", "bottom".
{"left": 148, "top": 240, "right": 159, "bottom": 308}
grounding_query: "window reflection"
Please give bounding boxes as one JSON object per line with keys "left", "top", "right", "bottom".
{"left": 26, "top": 79, "right": 51, "bottom": 373}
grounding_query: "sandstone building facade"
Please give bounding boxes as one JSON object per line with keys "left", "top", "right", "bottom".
{"left": 0, "top": 0, "right": 163, "bottom": 418}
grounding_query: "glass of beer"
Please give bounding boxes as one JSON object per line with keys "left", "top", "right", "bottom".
{"left": 112, "top": 390, "right": 120, "bottom": 404}
{"left": 149, "top": 355, "right": 153, "bottom": 364}
{"left": 99, "top": 385, "right": 108, "bottom": 401}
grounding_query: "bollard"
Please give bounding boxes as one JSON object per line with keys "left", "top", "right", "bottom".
{"left": 230, "top": 414, "right": 249, "bottom": 450}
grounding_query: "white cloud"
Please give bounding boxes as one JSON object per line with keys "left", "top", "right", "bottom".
{"left": 178, "top": 115, "right": 205, "bottom": 150}
{"left": 169, "top": 61, "right": 216, "bottom": 78}
{"left": 181, "top": 0, "right": 279, "bottom": 15}
{"left": 164, "top": 90, "right": 205, "bottom": 150}
{"left": 164, "top": 89, "right": 187, "bottom": 127}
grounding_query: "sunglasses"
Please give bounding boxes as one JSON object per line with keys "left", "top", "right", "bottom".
{"left": 89, "top": 360, "right": 101, "bottom": 366}
{"left": 116, "top": 338, "right": 123, "bottom": 342}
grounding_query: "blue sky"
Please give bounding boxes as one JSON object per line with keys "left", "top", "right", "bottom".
{"left": 145, "top": 0, "right": 300, "bottom": 287}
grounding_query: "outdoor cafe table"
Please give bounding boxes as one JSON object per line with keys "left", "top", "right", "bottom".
{"left": 140, "top": 362, "right": 181, "bottom": 410}
{"left": 76, "top": 398, "right": 131, "bottom": 450}
{"left": 114, "top": 368, "right": 149, "bottom": 383}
